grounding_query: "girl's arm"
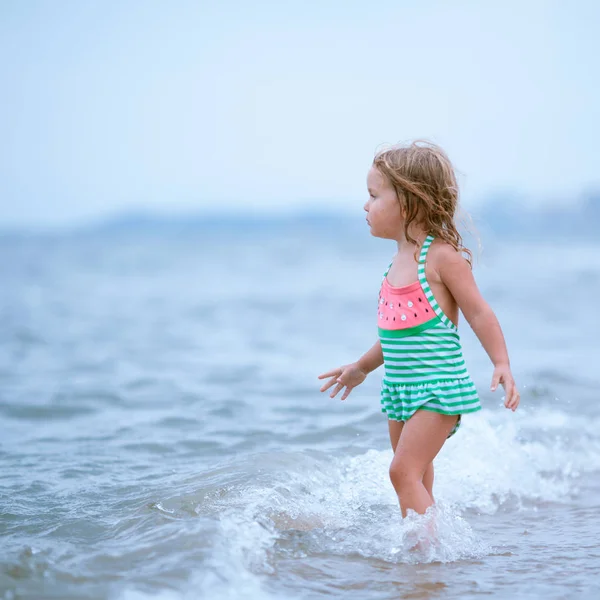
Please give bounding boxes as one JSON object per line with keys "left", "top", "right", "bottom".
{"left": 357, "top": 340, "right": 384, "bottom": 374}
{"left": 435, "top": 247, "right": 520, "bottom": 411}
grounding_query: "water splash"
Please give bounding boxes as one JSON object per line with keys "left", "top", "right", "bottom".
{"left": 115, "top": 406, "right": 600, "bottom": 598}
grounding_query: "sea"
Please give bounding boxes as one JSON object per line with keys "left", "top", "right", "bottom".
{"left": 1, "top": 215, "right": 599, "bottom": 599}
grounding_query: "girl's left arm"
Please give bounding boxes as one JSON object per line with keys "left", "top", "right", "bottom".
{"left": 436, "top": 247, "right": 520, "bottom": 411}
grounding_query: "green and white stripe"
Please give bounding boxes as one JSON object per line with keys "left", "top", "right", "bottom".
{"left": 417, "top": 235, "right": 457, "bottom": 331}
{"left": 378, "top": 235, "right": 481, "bottom": 428}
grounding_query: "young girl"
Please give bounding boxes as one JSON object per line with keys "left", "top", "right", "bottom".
{"left": 318, "top": 141, "right": 520, "bottom": 518}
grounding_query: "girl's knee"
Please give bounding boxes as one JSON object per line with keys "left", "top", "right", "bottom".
{"left": 389, "top": 457, "right": 422, "bottom": 491}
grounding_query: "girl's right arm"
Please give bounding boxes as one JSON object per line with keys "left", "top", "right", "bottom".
{"left": 357, "top": 340, "right": 384, "bottom": 374}
{"left": 318, "top": 340, "right": 383, "bottom": 401}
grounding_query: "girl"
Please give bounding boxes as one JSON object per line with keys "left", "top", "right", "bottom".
{"left": 318, "top": 141, "right": 519, "bottom": 517}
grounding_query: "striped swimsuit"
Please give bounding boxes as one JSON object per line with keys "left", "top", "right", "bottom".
{"left": 377, "top": 235, "right": 481, "bottom": 435}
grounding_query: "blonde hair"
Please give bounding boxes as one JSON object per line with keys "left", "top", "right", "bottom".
{"left": 372, "top": 140, "right": 472, "bottom": 265}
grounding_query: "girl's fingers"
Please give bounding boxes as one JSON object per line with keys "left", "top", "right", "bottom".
{"left": 318, "top": 366, "right": 363, "bottom": 400}
{"left": 341, "top": 385, "right": 353, "bottom": 401}
{"left": 490, "top": 372, "right": 501, "bottom": 392}
{"left": 319, "top": 377, "right": 338, "bottom": 392}
{"left": 504, "top": 382, "right": 519, "bottom": 410}
{"left": 318, "top": 369, "right": 341, "bottom": 380}
{"left": 330, "top": 383, "right": 344, "bottom": 398}
{"left": 503, "top": 381, "right": 513, "bottom": 406}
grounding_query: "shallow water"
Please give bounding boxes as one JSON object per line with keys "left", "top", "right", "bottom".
{"left": 1, "top": 225, "right": 599, "bottom": 599}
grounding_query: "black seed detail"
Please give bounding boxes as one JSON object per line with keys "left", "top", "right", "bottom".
{"left": 418, "top": 298, "right": 422, "bottom": 302}
{"left": 414, "top": 313, "right": 417, "bottom": 317}
{"left": 426, "top": 309, "right": 429, "bottom": 312}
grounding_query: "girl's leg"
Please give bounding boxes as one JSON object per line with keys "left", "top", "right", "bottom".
{"left": 388, "top": 419, "right": 435, "bottom": 502}
{"left": 388, "top": 418, "right": 404, "bottom": 451}
{"left": 389, "top": 411, "right": 458, "bottom": 517}
{"left": 422, "top": 462, "right": 434, "bottom": 504}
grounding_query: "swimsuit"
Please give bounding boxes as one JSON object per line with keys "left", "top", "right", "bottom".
{"left": 377, "top": 235, "right": 481, "bottom": 436}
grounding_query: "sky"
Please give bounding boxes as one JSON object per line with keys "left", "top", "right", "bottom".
{"left": 1, "top": 0, "right": 599, "bottom": 228}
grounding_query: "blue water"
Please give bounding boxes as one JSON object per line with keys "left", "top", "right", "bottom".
{"left": 1, "top": 225, "right": 599, "bottom": 599}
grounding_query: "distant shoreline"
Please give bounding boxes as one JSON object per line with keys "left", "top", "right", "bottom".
{"left": 1, "top": 195, "right": 598, "bottom": 239}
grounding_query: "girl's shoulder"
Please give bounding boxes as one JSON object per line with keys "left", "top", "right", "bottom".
{"left": 427, "top": 238, "right": 462, "bottom": 261}
{"left": 426, "top": 239, "right": 471, "bottom": 278}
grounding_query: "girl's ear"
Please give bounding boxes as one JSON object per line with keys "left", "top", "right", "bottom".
{"left": 396, "top": 194, "right": 407, "bottom": 220}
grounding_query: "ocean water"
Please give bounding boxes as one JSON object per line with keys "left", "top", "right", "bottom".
{"left": 1, "top": 223, "right": 599, "bottom": 600}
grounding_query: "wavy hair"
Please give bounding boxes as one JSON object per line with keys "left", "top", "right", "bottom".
{"left": 372, "top": 140, "right": 472, "bottom": 265}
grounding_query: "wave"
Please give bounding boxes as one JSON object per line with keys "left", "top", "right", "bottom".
{"left": 115, "top": 406, "right": 600, "bottom": 599}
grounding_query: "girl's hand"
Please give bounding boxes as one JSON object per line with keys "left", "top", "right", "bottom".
{"left": 491, "top": 364, "right": 520, "bottom": 411}
{"left": 318, "top": 363, "right": 368, "bottom": 401}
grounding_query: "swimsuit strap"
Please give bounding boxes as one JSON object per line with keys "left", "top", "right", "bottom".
{"left": 417, "top": 235, "right": 457, "bottom": 331}
{"left": 382, "top": 260, "right": 393, "bottom": 279}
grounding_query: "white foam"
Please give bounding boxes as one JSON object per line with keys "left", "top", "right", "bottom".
{"left": 115, "top": 406, "right": 600, "bottom": 598}
{"left": 207, "top": 407, "right": 599, "bottom": 564}
{"left": 435, "top": 408, "right": 600, "bottom": 512}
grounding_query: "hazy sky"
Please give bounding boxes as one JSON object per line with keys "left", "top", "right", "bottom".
{"left": 1, "top": 0, "right": 598, "bottom": 227}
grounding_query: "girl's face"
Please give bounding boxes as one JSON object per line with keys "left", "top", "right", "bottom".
{"left": 364, "top": 166, "right": 403, "bottom": 240}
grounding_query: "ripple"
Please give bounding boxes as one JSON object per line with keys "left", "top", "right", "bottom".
{"left": 119, "top": 442, "right": 178, "bottom": 455}
{"left": 0, "top": 403, "right": 97, "bottom": 421}
{"left": 156, "top": 416, "right": 200, "bottom": 430}
{"left": 1, "top": 234, "right": 600, "bottom": 599}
